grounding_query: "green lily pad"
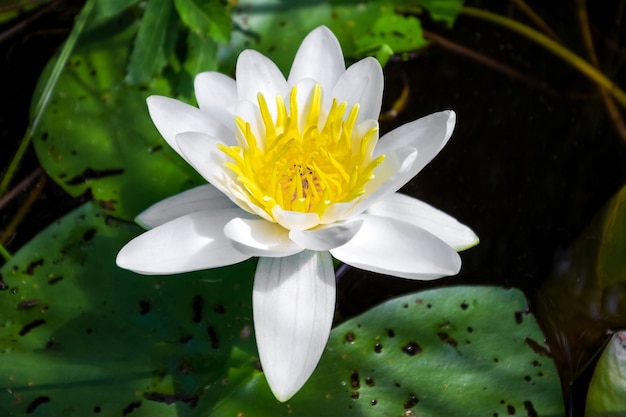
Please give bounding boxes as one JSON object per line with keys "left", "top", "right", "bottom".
{"left": 31, "top": 11, "right": 204, "bottom": 221}
{"left": 211, "top": 286, "right": 564, "bottom": 416}
{"left": 0, "top": 202, "right": 258, "bottom": 416}
{"left": 586, "top": 331, "right": 626, "bottom": 417}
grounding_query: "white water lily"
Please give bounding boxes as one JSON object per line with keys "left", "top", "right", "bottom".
{"left": 116, "top": 26, "right": 478, "bottom": 401}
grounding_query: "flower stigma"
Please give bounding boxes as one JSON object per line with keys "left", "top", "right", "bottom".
{"left": 218, "top": 84, "right": 385, "bottom": 226}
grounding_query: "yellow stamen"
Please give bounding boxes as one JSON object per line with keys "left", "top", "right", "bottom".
{"left": 219, "top": 84, "right": 385, "bottom": 222}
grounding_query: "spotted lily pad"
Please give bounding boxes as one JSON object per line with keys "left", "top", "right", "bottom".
{"left": 0, "top": 202, "right": 258, "bottom": 416}
{"left": 31, "top": 11, "right": 204, "bottom": 221}
{"left": 211, "top": 286, "right": 564, "bottom": 416}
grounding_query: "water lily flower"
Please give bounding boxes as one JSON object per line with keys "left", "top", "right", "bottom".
{"left": 116, "top": 26, "right": 478, "bottom": 401}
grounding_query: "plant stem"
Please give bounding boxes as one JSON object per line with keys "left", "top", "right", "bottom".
{"left": 0, "top": 244, "right": 11, "bottom": 262}
{"left": 461, "top": 6, "right": 626, "bottom": 109}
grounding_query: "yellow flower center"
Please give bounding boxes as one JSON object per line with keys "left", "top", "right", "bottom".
{"left": 218, "top": 84, "right": 384, "bottom": 221}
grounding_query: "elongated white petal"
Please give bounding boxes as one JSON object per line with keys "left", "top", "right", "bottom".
{"left": 116, "top": 209, "right": 250, "bottom": 274}
{"left": 366, "top": 193, "right": 479, "bottom": 251}
{"left": 288, "top": 26, "right": 345, "bottom": 92}
{"left": 224, "top": 217, "right": 303, "bottom": 257}
{"left": 375, "top": 110, "right": 456, "bottom": 175}
{"left": 236, "top": 49, "right": 288, "bottom": 117}
{"left": 272, "top": 206, "right": 320, "bottom": 231}
{"left": 253, "top": 250, "right": 335, "bottom": 401}
{"left": 137, "top": 184, "right": 237, "bottom": 229}
{"left": 146, "top": 96, "right": 232, "bottom": 158}
{"left": 289, "top": 219, "right": 363, "bottom": 251}
{"left": 330, "top": 57, "right": 384, "bottom": 122}
{"left": 330, "top": 214, "right": 461, "bottom": 279}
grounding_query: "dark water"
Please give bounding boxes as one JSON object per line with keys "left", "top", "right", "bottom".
{"left": 2, "top": 1, "right": 626, "bottom": 415}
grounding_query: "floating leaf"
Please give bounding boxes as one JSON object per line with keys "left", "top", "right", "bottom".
{"left": 211, "top": 286, "right": 564, "bottom": 416}
{"left": 0, "top": 202, "right": 258, "bottom": 416}
{"left": 31, "top": 12, "right": 204, "bottom": 221}
{"left": 585, "top": 331, "right": 626, "bottom": 417}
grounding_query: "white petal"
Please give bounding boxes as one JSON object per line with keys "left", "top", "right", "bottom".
{"left": 194, "top": 72, "right": 238, "bottom": 145}
{"left": 137, "top": 184, "right": 237, "bottom": 228}
{"left": 330, "top": 214, "right": 461, "bottom": 280}
{"left": 146, "top": 96, "right": 232, "bottom": 158}
{"left": 224, "top": 217, "right": 303, "bottom": 257}
{"left": 194, "top": 71, "right": 237, "bottom": 111}
{"left": 253, "top": 250, "right": 335, "bottom": 401}
{"left": 330, "top": 57, "right": 384, "bottom": 122}
{"left": 271, "top": 206, "right": 320, "bottom": 231}
{"left": 289, "top": 219, "right": 363, "bottom": 251}
{"left": 366, "top": 193, "right": 479, "bottom": 251}
{"left": 375, "top": 110, "right": 456, "bottom": 175}
{"left": 287, "top": 26, "right": 345, "bottom": 91}
{"left": 116, "top": 209, "right": 251, "bottom": 274}
{"left": 236, "top": 49, "right": 288, "bottom": 117}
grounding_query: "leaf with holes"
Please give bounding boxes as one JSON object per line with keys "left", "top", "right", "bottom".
{"left": 31, "top": 11, "right": 205, "bottom": 221}
{"left": 210, "top": 286, "right": 564, "bottom": 416}
{"left": 0, "top": 202, "right": 258, "bottom": 416}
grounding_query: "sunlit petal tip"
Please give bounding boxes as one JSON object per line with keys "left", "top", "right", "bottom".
{"left": 236, "top": 49, "right": 289, "bottom": 109}
{"left": 288, "top": 26, "right": 345, "bottom": 90}
{"left": 331, "top": 56, "right": 384, "bottom": 121}
{"left": 457, "top": 232, "right": 480, "bottom": 252}
{"left": 253, "top": 251, "right": 336, "bottom": 401}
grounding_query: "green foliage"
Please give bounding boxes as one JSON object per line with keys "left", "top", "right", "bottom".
{"left": 224, "top": 0, "right": 463, "bottom": 71}
{"left": 125, "top": 0, "right": 173, "bottom": 85}
{"left": 31, "top": 11, "right": 205, "bottom": 221}
{"left": 0, "top": 202, "right": 259, "bottom": 417}
{"left": 213, "top": 286, "right": 564, "bottom": 417}
{"left": 174, "top": 0, "right": 232, "bottom": 44}
{"left": 586, "top": 331, "right": 626, "bottom": 417}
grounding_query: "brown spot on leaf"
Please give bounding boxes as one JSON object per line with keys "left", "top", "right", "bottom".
{"left": 26, "top": 396, "right": 50, "bottom": 414}
{"left": 19, "top": 319, "right": 46, "bottom": 336}
{"left": 402, "top": 341, "right": 422, "bottom": 356}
